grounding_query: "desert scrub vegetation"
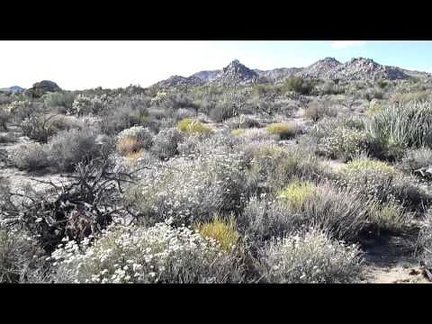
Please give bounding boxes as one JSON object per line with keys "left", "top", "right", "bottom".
{"left": 276, "top": 180, "right": 370, "bottom": 241}
{"left": 277, "top": 179, "right": 317, "bottom": 212}
{"left": 366, "top": 102, "right": 432, "bottom": 160}
{"left": 337, "top": 157, "right": 430, "bottom": 212}
{"left": 282, "top": 76, "right": 315, "bottom": 95}
{"left": 266, "top": 122, "right": 299, "bottom": 140}
{"left": 0, "top": 107, "right": 10, "bottom": 130}
{"left": 125, "top": 153, "right": 248, "bottom": 226}
{"left": 257, "top": 228, "right": 362, "bottom": 283}
{"left": 390, "top": 90, "right": 429, "bottom": 104}
{"left": 399, "top": 147, "right": 432, "bottom": 179}
{"left": 195, "top": 216, "right": 241, "bottom": 252}
{"left": 304, "top": 101, "right": 337, "bottom": 122}
{"left": 0, "top": 228, "right": 45, "bottom": 283}
{"left": 44, "top": 91, "right": 76, "bottom": 113}
{"left": 316, "top": 125, "right": 368, "bottom": 161}
{"left": 116, "top": 126, "right": 153, "bottom": 156}
{"left": 48, "top": 128, "right": 106, "bottom": 172}
{"left": 368, "top": 203, "right": 408, "bottom": 234}
{"left": 150, "top": 127, "right": 183, "bottom": 160}
{"left": 245, "top": 143, "right": 324, "bottom": 191}
{"left": 176, "top": 118, "right": 213, "bottom": 135}
{"left": 11, "top": 143, "right": 50, "bottom": 171}
{"left": 49, "top": 223, "right": 244, "bottom": 283}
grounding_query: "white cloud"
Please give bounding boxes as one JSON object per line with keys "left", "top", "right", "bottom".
{"left": 330, "top": 41, "right": 367, "bottom": 49}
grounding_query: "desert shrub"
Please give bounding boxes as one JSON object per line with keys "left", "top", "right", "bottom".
{"left": 11, "top": 143, "right": 50, "bottom": 171}
{"left": 116, "top": 137, "right": 142, "bottom": 156}
{"left": 150, "top": 127, "right": 183, "bottom": 160}
{"left": 209, "top": 102, "right": 238, "bottom": 122}
{"left": 0, "top": 228, "right": 46, "bottom": 283}
{"left": 321, "top": 81, "right": 345, "bottom": 95}
{"left": 195, "top": 215, "right": 241, "bottom": 252}
{"left": 50, "top": 223, "right": 244, "bottom": 283}
{"left": 390, "top": 91, "right": 429, "bottom": 104}
{"left": 366, "top": 102, "right": 432, "bottom": 160}
{"left": 257, "top": 228, "right": 362, "bottom": 283}
{"left": 7, "top": 99, "right": 37, "bottom": 122}
{"left": 368, "top": 203, "right": 408, "bottom": 233}
{"left": 365, "top": 99, "right": 383, "bottom": 116}
{"left": 277, "top": 180, "right": 370, "bottom": 241}
{"left": 116, "top": 126, "right": 153, "bottom": 156}
{"left": 21, "top": 115, "right": 60, "bottom": 143}
{"left": 239, "top": 197, "right": 294, "bottom": 244}
{"left": 362, "top": 87, "right": 384, "bottom": 101}
{"left": 125, "top": 153, "right": 248, "bottom": 226}
{"left": 266, "top": 122, "right": 299, "bottom": 140}
{"left": 125, "top": 150, "right": 145, "bottom": 166}
{"left": 231, "top": 128, "right": 245, "bottom": 136}
{"left": 0, "top": 108, "right": 10, "bottom": 130}
{"left": 317, "top": 126, "right": 368, "bottom": 161}
{"left": 283, "top": 76, "right": 315, "bottom": 95}
{"left": 277, "top": 180, "right": 317, "bottom": 212}
{"left": 71, "top": 94, "right": 108, "bottom": 115}
{"left": 100, "top": 106, "right": 142, "bottom": 135}
{"left": 48, "top": 128, "right": 103, "bottom": 172}
{"left": 173, "top": 108, "right": 196, "bottom": 121}
{"left": 44, "top": 91, "right": 76, "bottom": 112}
{"left": 399, "top": 147, "right": 432, "bottom": 178}
{"left": 176, "top": 118, "right": 213, "bottom": 135}
{"left": 338, "top": 157, "right": 430, "bottom": 212}
{"left": 246, "top": 143, "right": 323, "bottom": 191}
{"left": 304, "top": 101, "right": 337, "bottom": 122}
{"left": 226, "top": 114, "right": 261, "bottom": 129}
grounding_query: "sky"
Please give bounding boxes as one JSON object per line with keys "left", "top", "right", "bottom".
{"left": 0, "top": 41, "right": 431, "bottom": 91}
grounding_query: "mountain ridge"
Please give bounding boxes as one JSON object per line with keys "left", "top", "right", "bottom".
{"left": 154, "top": 57, "right": 432, "bottom": 88}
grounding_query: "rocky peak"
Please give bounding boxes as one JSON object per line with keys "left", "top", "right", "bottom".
{"left": 300, "top": 57, "right": 342, "bottom": 79}
{"left": 213, "top": 59, "right": 259, "bottom": 85}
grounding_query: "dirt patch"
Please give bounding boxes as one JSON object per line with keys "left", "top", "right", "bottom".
{"left": 360, "top": 233, "right": 430, "bottom": 283}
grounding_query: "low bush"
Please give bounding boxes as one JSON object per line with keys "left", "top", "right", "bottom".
{"left": 50, "top": 223, "right": 245, "bottom": 283}
{"left": 257, "top": 228, "right": 362, "bottom": 283}
{"left": 266, "top": 122, "right": 299, "bottom": 140}
{"left": 176, "top": 118, "right": 213, "bottom": 135}
{"left": 11, "top": 143, "right": 50, "bottom": 171}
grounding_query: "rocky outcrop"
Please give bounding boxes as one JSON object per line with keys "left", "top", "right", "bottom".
{"left": 299, "top": 57, "right": 342, "bottom": 79}
{"left": 25, "top": 80, "right": 61, "bottom": 98}
{"left": 211, "top": 60, "right": 260, "bottom": 85}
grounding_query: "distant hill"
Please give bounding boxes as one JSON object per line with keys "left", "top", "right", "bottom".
{"left": 154, "top": 57, "right": 432, "bottom": 88}
{"left": 0, "top": 85, "right": 25, "bottom": 92}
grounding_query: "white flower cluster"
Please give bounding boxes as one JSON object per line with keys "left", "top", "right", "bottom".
{"left": 260, "top": 228, "right": 362, "bottom": 283}
{"left": 50, "top": 223, "right": 242, "bottom": 283}
{"left": 318, "top": 126, "right": 367, "bottom": 160}
{"left": 128, "top": 152, "right": 247, "bottom": 225}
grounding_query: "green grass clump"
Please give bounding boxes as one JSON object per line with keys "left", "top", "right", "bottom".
{"left": 277, "top": 180, "right": 317, "bottom": 211}
{"left": 176, "top": 118, "right": 213, "bottom": 135}
{"left": 195, "top": 216, "right": 241, "bottom": 252}
{"left": 266, "top": 122, "right": 298, "bottom": 140}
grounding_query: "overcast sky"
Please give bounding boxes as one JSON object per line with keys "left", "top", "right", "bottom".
{"left": 1, "top": 41, "right": 431, "bottom": 90}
